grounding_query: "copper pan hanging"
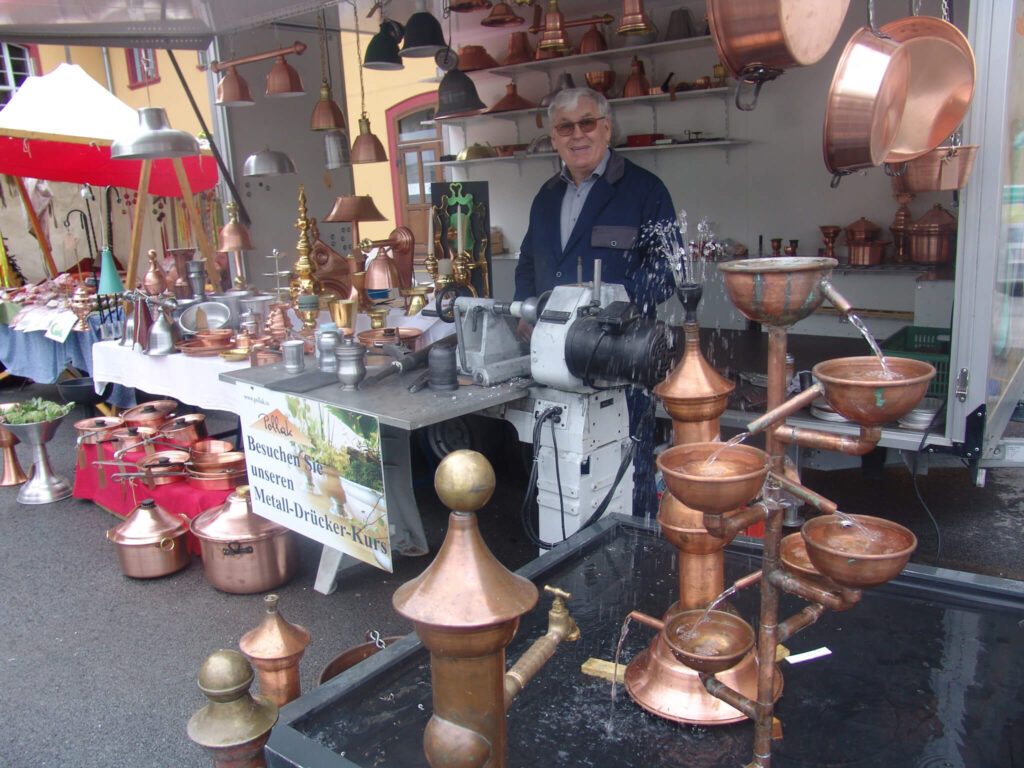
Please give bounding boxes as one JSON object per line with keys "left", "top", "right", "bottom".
{"left": 707, "top": 0, "right": 852, "bottom": 110}
{"left": 822, "top": 15, "right": 912, "bottom": 186}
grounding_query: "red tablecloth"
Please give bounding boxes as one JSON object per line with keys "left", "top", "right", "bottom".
{"left": 73, "top": 443, "right": 232, "bottom": 555}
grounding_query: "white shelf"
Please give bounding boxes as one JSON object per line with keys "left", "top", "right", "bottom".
{"left": 425, "top": 140, "right": 748, "bottom": 168}
{"left": 475, "top": 35, "right": 716, "bottom": 79}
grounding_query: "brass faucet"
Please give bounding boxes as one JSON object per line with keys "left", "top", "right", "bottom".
{"left": 504, "top": 586, "right": 580, "bottom": 706}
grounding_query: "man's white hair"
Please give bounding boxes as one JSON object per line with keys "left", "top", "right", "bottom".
{"left": 547, "top": 87, "right": 611, "bottom": 123}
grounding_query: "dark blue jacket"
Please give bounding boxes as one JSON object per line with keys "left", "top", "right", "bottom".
{"left": 514, "top": 150, "right": 678, "bottom": 314}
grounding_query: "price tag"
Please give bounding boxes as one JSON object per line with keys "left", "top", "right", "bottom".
{"left": 45, "top": 310, "right": 77, "bottom": 343}
{"left": 939, "top": 154, "right": 959, "bottom": 189}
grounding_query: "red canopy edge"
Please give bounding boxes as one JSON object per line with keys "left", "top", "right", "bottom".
{"left": 0, "top": 136, "right": 218, "bottom": 197}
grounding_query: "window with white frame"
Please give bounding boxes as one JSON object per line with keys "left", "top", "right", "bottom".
{"left": 125, "top": 48, "right": 159, "bottom": 88}
{"left": 0, "top": 43, "right": 35, "bottom": 107}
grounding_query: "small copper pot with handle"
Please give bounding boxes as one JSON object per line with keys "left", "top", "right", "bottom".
{"left": 106, "top": 498, "right": 191, "bottom": 579}
{"left": 158, "top": 414, "right": 208, "bottom": 448}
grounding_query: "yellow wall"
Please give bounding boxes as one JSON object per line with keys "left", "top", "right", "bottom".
{"left": 34, "top": 45, "right": 211, "bottom": 137}
{"left": 339, "top": 23, "right": 436, "bottom": 241}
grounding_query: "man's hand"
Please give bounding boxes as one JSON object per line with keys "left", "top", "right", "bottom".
{"left": 516, "top": 318, "right": 534, "bottom": 343}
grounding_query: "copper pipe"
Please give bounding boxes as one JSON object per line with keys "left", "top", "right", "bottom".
{"left": 773, "top": 424, "right": 881, "bottom": 456}
{"left": 746, "top": 383, "right": 822, "bottom": 435}
{"left": 628, "top": 610, "right": 665, "bottom": 632}
{"left": 678, "top": 552, "right": 724, "bottom": 610}
{"left": 769, "top": 569, "right": 861, "bottom": 614}
{"left": 777, "top": 603, "right": 827, "bottom": 644}
{"left": 769, "top": 472, "right": 839, "bottom": 516}
{"left": 733, "top": 569, "right": 764, "bottom": 592}
{"left": 820, "top": 280, "right": 854, "bottom": 316}
{"left": 699, "top": 673, "right": 758, "bottom": 721}
{"left": 702, "top": 504, "right": 767, "bottom": 540}
{"left": 211, "top": 42, "right": 307, "bottom": 73}
{"left": 504, "top": 587, "right": 579, "bottom": 706}
{"left": 528, "top": 13, "right": 613, "bottom": 34}
{"left": 673, "top": 420, "right": 720, "bottom": 445}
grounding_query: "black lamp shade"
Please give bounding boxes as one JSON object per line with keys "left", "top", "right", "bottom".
{"left": 434, "top": 69, "right": 486, "bottom": 119}
{"left": 364, "top": 21, "right": 404, "bottom": 70}
{"left": 401, "top": 11, "right": 446, "bottom": 57}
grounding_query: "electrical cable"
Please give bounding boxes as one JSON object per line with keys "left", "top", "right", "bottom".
{"left": 910, "top": 393, "right": 948, "bottom": 561}
{"left": 551, "top": 417, "right": 567, "bottom": 543}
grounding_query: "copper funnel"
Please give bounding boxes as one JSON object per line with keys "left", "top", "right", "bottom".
{"left": 812, "top": 356, "right": 935, "bottom": 427}
{"left": 503, "top": 31, "right": 535, "bottom": 65}
{"left": 239, "top": 594, "right": 311, "bottom": 707}
{"left": 393, "top": 450, "right": 537, "bottom": 768}
{"left": 218, "top": 201, "right": 254, "bottom": 252}
{"left": 323, "top": 194, "right": 386, "bottom": 224}
{"left": 718, "top": 257, "right": 837, "bottom": 327}
{"left": 579, "top": 22, "right": 608, "bottom": 53}
{"left": 481, "top": 1, "right": 524, "bottom": 27}
{"left": 486, "top": 82, "right": 537, "bottom": 113}
{"left": 310, "top": 80, "right": 346, "bottom": 131}
{"left": 622, "top": 57, "right": 650, "bottom": 98}
{"left": 215, "top": 65, "right": 254, "bottom": 107}
{"left": 538, "top": 0, "right": 569, "bottom": 51}
{"left": 351, "top": 116, "right": 388, "bottom": 164}
{"left": 657, "top": 442, "right": 768, "bottom": 516}
{"left": 265, "top": 55, "right": 305, "bottom": 97}
{"left": 801, "top": 514, "right": 917, "bottom": 588}
{"left": 617, "top": 0, "right": 654, "bottom": 36}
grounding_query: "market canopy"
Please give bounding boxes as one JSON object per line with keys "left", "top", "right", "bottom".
{"left": 0, "top": 63, "right": 217, "bottom": 197}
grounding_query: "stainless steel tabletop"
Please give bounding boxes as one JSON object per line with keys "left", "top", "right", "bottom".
{"left": 219, "top": 363, "right": 531, "bottom": 431}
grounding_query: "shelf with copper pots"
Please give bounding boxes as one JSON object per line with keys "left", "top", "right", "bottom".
{"left": 424, "top": 139, "right": 749, "bottom": 168}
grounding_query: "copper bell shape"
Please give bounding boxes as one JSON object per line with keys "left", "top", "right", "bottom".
{"left": 218, "top": 201, "right": 255, "bottom": 252}
{"left": 481, "top": 1, "right": 524, "bottom": 27}
{"left": 393, "top": 451, "right": 538, "bottom": 768}
{"left": 0, "top": 407, "right": 27, "bottom": 486}
{"left": 622, "top": 56, "right": 651, "bottom": 98}
{"left": 365, "top": 249, "right": 403, "bottom": 297}
{"left": 579, "top": 23, "right": 608, "bottom": 53}
{"left": 617, "top": 0, "right": 654, "bottom": 36}
{"left": 238, "top": 594, "right": 311, "bottom": 708}
{"left": 449, "top": 0, "right": 492, "bottom": 12}
{"left": 486, "top": 82, "right": 537, "bottom": 113}
{"left": 503, "top": 31, "right": 534, "bottom": 65}
{"left": 539, "top": 0, "right": 569, "bottom": 51}
{"left": 142, "top": 249, "right": 167, "bottom": 295}
{"left": 215, "top": 65, "right": 254, "bottom": 107}
{"left": 186, "top": 649, "right": 278, "bottom": 768}
{"left": 310, "top": 80, "right": 346, "bottom": 131}
{"left": 350, "top": 116, "right": 388, "bottom": 164}
{"left": 323, "top": 194, "right": 386, "bottom": 224}
{"left": 265, "top": 55, "right": 305, "bottom": 97}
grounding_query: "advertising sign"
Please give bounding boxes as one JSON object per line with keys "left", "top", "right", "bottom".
{"left": 237, "top": 384, "right": 392, "bottom": 572}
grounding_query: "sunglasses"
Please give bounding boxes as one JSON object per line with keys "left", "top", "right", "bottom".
{"left": 553, "top": 116, "right": 606, "bottom": 137}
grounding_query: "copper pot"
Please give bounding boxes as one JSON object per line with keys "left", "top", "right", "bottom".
{"left": 187, "top": 450, "right": 247, "bottom": 472}
{"left": 186, "top": 467, "right": 248, "bottom": 490}
{"left": 892, "top": 144, "right": 978, "bottom": 193}
{"left": 106, "top": 499, "right": 190, "bottom": 579}
{"left": 74, "top": 416, "right": 123, "bottom": 445}
{"left": 190, "top": 486, "right": 296, "bottom": 594}
{"left": 110, "top": 426, "right": 159, "bottom": 454}
{"left": 158, "top": 414, "right": 208, "bottom": 447}
{"left": 122, "top": 399, "right": 178, "bottom": 429}
{"left": 823, "top": 27, "right": 911, "bottom": 178}
{"left": 844, "top": 216, "right": 881, "bottom": 244}
{"left": 709, "top": 0, "right": 851, "bottom": 109}
{"left": 908, "top": 204, "right": 957, "bottom": 265}
{"left": 847, "top": 241, "right": 888, "bottom": 266}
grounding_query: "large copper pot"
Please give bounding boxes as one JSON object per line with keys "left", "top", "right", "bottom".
{"left": 823, "top": 27, "right": 911, "bottom": 178}
{"left": 157, "top": 414, "right": 208, "bottom": 448}
{"left": 122, "top": 399, "right": 178, "bottom": 429}
{"left": 190, "top": 486, "right": 296, "bottom": 594}
{"left": 106, "top": 499, "right": 191, "bottom": 579}
{"left": 708, "top": 0, "right": 851, "bottom": 109}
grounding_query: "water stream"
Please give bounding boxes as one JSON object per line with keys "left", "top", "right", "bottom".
{"left": 834, "top": 509, "right": 878, "bottom": 541}
{"left": 608, "top": 615, "right": 633, "bottom": 732}
{"left": 703, "top": 431, "right": 751, "bottom": 468}
{"left": 680, "top": 584, "right": 738, "bottom": 641}
{"left": 847, "top": 312, "right": 894, "bottom": 379}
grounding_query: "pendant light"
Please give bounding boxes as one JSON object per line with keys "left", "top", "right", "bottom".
{"left": 311, "top": 10, "right": 347, "bottom": 131}
{"left": 350, "top": 0, "right": 388, "bottom": 164}
{"left": 364, "top": 19, "right": 405, "bottom": 70}
{"left": 215, "top": 65, "right": 254, "bottom": 107}
{"left": 210, "top": 42, "right": 307, "bottom": 106}
{"left": 401, "top": 0, "right": 446, "bottom": 58}
{"left": 325, "top": 129, "right": 351, "bottom": 169}
{"left": 265, "top": 54, "right": 305, "bottom": 97}
{"left": 481, "top": 2, "right": 525, "bottom": 27}
{"left": 242, "top": 148, "right": 297, "bottom": 177}
{"left": 111, "top": 107, "right": 199, "bottom": 160}
{"left": 219, "top": 200, "right": 255, "bottom": 251}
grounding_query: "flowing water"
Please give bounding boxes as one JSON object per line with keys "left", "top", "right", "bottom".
{"left": 704, "top": 431, "right": 751, "bottom": 468}
{"left": 608, "top": 616, "right": 633, "bottom": 733}
{"left": 834, "top": 509, "right": 878, "bottom": 541}
{"left": 847, "top": 312, "right": 894, "bottom": 379}
{"left": 680, "top": 585, "right": 738, "bottom": 641}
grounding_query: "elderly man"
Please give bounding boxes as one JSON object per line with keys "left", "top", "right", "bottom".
{"left": 514, "top": 87, "right": 678, "bottom": 522}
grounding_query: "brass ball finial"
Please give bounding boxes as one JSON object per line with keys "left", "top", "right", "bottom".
{"left": 434, "top": 449, "right": 495, "bottom": 512}
{"left": 197, "top": 649, "right": 254, "bottom": 702}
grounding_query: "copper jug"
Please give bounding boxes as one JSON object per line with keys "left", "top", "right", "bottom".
{"left": 622, "top": 57, "right": 651, "bottom": 98}
{"left": 142, "top": 249, "right": 167, "bottom": 295}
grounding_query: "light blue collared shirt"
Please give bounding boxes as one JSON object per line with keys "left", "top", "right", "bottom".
{"left": 559, "top": 149, "right": 610, "bottom": 251}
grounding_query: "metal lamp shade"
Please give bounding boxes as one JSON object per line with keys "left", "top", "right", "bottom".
{"left": 325, "top": 129, "right": 351, "bottom": 169}
{"left": 111, "top": 107, "right": 199, "bottom": 160}
{"left": 265, "top": 56, "right": 305, "bottom": 97}
{"left": 481, "top": 2, "right": 525, "bottom": 27}
{"left": 364, "top": 21, "right": 405, "bottom": 70}
{"left": 219, "top": 202, "right": 255, "bottom": 251}
{"left": 242, "top": 149, "right": 296, "bottom": 177}
{"left": 216, "top": 66, "right": 254, "bottom": 106}
{"left": 350, "top": 116, "right": 388, "bottom": 164}
{"left": 401, "top": 11, "right": 446, "bottom": 57}
{"left": 323, "top": 195, "right": 386, "bottom": 224}
{"left": 434, "top": 69, "right": 486, "bottom": 119}
{"left": 311, "top": 81, "right": 346, "bottom": 131}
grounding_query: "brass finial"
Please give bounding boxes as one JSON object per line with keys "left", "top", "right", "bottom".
{"left": 290, "top": 185, "right": 320, "bottom": 301}
{"left": 434, "top": 449, "right": 496, "bottom": 513}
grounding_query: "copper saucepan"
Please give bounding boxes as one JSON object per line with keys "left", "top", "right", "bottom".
{"left": 121, "top": 399, "right": 178, "bottom": 429}
{"left": 823, "top": 26, "right": 911, "bottom": 182}
{"left": 880, "top": 16, "right": 975, "bottom": 165}
{"left": 708, "top": 0, "right": 852, "bottom": 110}
{"left": 158, "top": 414, "right": 208, "bottom": 448}
{"left": 74, "top": 416, "right": 124, "bottom": 445}
{"left": 186, "top": 451, "right": 247, "bottom": 473}
{"left": 110, "top": 426, "right": 159, "bottom": 454}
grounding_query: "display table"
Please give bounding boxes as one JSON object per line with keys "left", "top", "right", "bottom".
{"left": 72, "top": 442, "right": 231, "bottom": 554}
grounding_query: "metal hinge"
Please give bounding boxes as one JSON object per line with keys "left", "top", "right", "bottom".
{"left": 955, "top": 368, "right": 969, "bottom": 402}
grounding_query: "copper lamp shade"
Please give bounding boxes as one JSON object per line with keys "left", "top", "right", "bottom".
{"left": 503, "top": 31, "right": 535, "bottom": 65}
{"left": 365, "top": 251, "right": 402, "bottom": 294}
{"left": 481, "top": 2, "right": 525, "bottom": 27}
{"left": 219, "top": 201, "right": 254, "bottom": 252}
{"left": 323, "top": 195, "right": 387, "bottom": 224}
{"left": 311, "top": 81, "right": 346, "bottom": 131}
{"left": 449, "top": 0, "right": 493, "bottom": 11}
{"left": 617, "top": 0, "right": 654, "bottom": 36}
{"left": 265, "top": 55, "right": 305, "bottom": 97}
{"left": 486, "top": 82, "right": 537, "bottom": 113}
{"left": 351, "top": 116, "right": 388, "bottom": 164}
{"left": 216, "top": 65, "right": 254, "bottom": 107}
{"left": 539, "top": 0, "right": 570, "bottom": 51}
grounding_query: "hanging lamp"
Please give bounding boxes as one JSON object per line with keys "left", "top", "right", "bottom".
{"left": 350, "top": 0, "right": 388, "bottom": 164}
{"left": 364, "top": 19, "right": 405, "bottom": 70}
{"left": 481, "top": 2, "right": 525, "bottom": 27}
{"left": 435, "top": 67, "right": 486, "bottom": 118}
{"left": 111, "top": 107, "right": 199, "bottom": 160}
{"left": 325, "top": 129, "right": 352, "bottom": 169}
{"left": 219, "top": 200, "right": 255, "bottom": 251}
{"left": 401, "top": 0, "right": 446, "bottom": 57}
{"left": 311, "top": 10, "right": 347, "bottom": 130}
{"left": 210, "top": 42, "right": 307, "bottom": 105}
{"left": 242, "top": 149, "right": 297, "bottom": 177}
{"left": 265, "top": 55, "right": 305, "bottom": 97}
{"left": 215, "top": 65, "right": 254, "bottom": 106}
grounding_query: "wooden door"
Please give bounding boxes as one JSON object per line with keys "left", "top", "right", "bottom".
{"left": 393, "top": 105, "right": 443, "bottom": 259}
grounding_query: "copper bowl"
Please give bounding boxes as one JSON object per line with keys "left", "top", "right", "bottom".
{"left": 194, "top": 328, "right": 234, "bottom": 347}
{"left": 657, "top": 442, "right": 768, "bottom": 515}
{"left": 585, "top": 70, "right": 615, "bottom": 95}
{"left": 801, "top": 514, "right": 917, "bottom": 588}
{"left": 187, "top": 451, "right": 246, "bottom": 472}
{"left": 718, "top": 257, "right": 837, "bottom": 327}
{"left": 191, "top": 439, "right": 234, "bottom": 462}
{"left": 663, "top": 609, "right": 755, "bottom": 674}
{"left": 812, "top": 356, "right": 935, "bottom": 427}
